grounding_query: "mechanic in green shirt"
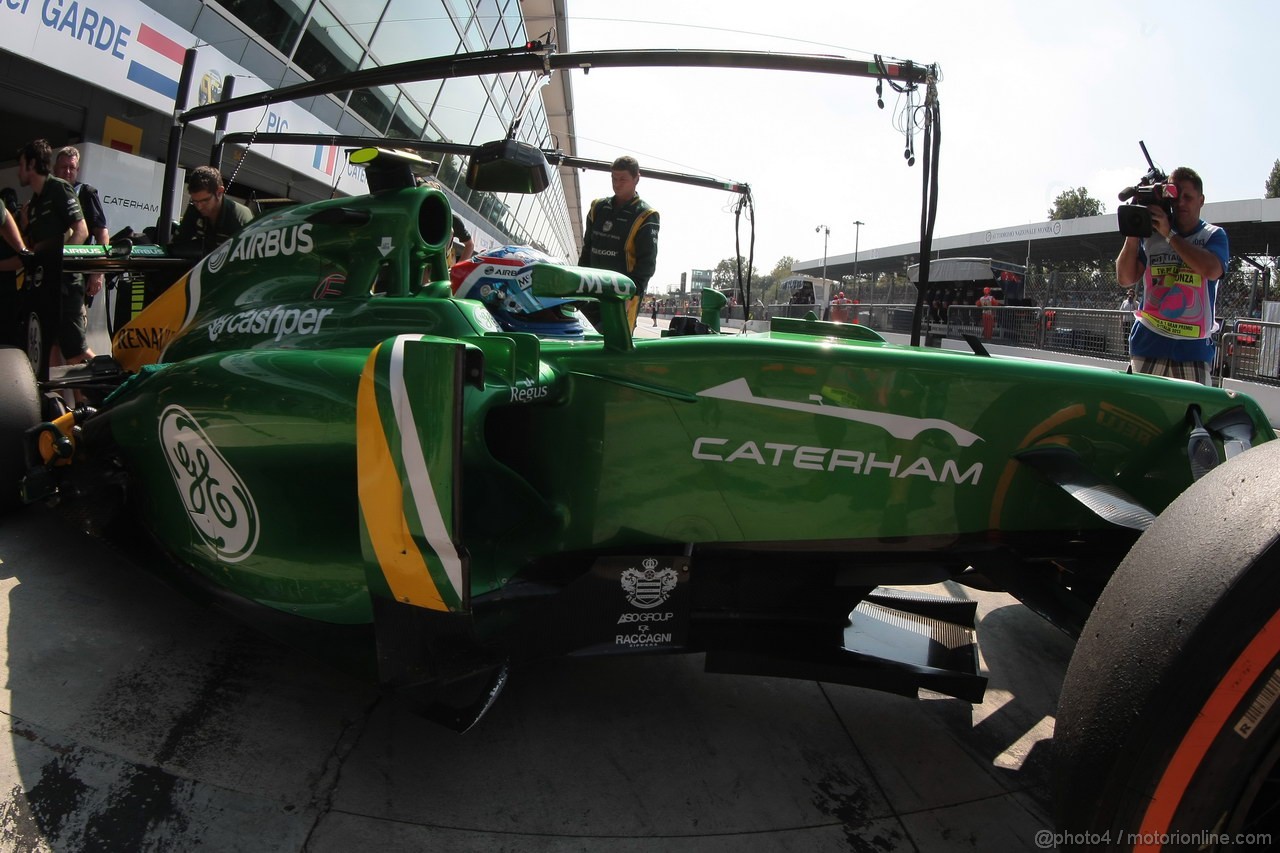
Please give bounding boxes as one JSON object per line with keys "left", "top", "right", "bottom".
{"left": 578, "top": 156, "right": 660, "bottom": 331}
{"left": 170, "top": 165, "right": 254, "bottom": 259}
{"left": 17, "top": 138, "right": 91, "bottom": 366}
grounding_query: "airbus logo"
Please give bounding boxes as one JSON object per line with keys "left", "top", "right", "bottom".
{"left": 226, "top": 223, "right": 315, "bottom": 265}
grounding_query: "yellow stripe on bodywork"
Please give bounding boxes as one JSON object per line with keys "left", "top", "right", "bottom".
{"left": 356, "top": 345, "right": 448, "bottom": 610}
{"left": 110, "top": 266, "right": 199, "bottom": 371}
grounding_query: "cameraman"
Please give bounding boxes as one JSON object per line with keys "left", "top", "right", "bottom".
{"left": 1116, "top": 166, "right": 1228, "bottom": 385}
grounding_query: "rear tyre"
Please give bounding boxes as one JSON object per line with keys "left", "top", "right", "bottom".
{"left": 0, "top": 346, "right": 40, "bottom": 513}
{"left": 1054, "top": 440, "right": 1280, "bottom": 850}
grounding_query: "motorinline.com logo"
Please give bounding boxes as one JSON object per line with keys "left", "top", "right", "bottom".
{"left": 1035, "top": 829, "right": 1272, "bottom": 848}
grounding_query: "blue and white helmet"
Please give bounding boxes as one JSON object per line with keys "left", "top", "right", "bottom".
{"left": 450, "top": 246, "right": 586, "bottom": 337}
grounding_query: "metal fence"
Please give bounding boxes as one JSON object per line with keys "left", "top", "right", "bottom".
{"left": 1223, "top": 318, "right": 1280, "bottom": 384}
{"left": 757, "top": 301, "right": 1280, "bottom": 388}
{"left": 1020, "top": 267, "right": 1271, "bottom": 320}
{"left": 830, "top": 264, "right": 1273, "bottom": 319}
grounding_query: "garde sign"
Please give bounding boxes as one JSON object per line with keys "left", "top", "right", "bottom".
{"left": 0, "top": 0, "right": 367, "bottom": 193}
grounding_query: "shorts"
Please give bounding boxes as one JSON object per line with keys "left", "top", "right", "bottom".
{"left": 1131, "top": 355, "right": 1209, "bottom": 386}
{"left": 58, "top": 275, "right": 88, "bottom": 359}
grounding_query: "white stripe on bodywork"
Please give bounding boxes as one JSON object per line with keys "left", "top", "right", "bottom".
{"left": 389, "top": 335, "right": 465, "bottom": 598}
{"left": 697, "top": 377, "right": 983, "bottom": 447}
{"left": 183, "top": 262, "right": 203, "bottom": 330}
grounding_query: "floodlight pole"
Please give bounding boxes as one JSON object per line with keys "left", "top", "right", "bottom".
{"left": 852, "top": 220, "right": 863, "bottom": 287}
{"left": 816, "top": 224, "right": 829, "bottom": 306}
{"left": 853, "top": 219, "right": 864, "bottom": 318}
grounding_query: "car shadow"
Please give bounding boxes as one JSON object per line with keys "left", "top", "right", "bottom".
{"left": 0, "top": 505, "right": 377, "bottom": 852}
{"left": 0, "top": 508, "right": 1079, "bottom": 852}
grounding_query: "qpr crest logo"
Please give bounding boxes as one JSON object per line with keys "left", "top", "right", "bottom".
{"left": 621, "top": 559, "right": 678, "bottom": 609}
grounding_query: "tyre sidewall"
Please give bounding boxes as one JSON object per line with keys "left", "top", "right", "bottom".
{"left": 1055, "top": 440, "right": 1280, "bottom": 848}
{"left": 0, "top": 345, "right": 40, "bottom": 512}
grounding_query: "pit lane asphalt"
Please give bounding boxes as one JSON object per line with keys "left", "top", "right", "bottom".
{"left": 0, "top": 319, "right": 1074, "bottom": 852}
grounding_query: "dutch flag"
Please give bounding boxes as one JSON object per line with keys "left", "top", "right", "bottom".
{"left": 126, "top": 24, "right": 188, "bottom": 100}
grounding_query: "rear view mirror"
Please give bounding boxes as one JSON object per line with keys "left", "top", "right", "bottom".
{"left": 466, "top": 139, "right": 552, "bottom": 193}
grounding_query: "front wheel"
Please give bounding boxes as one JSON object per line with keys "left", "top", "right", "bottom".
{"left": 0, "top": 346, "right": 39, "bottom": 512}
{"left": 1054, "top": 439, "right": 1280, "bottom": 851}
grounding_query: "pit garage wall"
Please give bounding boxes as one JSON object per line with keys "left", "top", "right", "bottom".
{"left": 0, "top": 0, "right": 367, "bottom": 196}
{"left": 0, "top": 142, "right": 180, "bottom": 237}
{"left": 0, "top": 0, "right": 518, "bottom": 257}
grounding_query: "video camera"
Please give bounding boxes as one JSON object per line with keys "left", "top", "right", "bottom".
{"left": 1116, "top": 141, "right": 1178, "bottom": 238}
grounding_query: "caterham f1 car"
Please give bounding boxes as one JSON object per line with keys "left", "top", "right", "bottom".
{"left": 3, "top": 42, "right": 1280, "bottom": 852}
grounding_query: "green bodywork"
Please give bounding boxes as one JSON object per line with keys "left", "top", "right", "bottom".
{"left": 64, "top": 187, "right": 1273, "bottom": 666}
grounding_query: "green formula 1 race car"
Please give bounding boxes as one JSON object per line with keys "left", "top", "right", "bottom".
{"left": 3, "top": 43, "right": 1279, "bottom": 852}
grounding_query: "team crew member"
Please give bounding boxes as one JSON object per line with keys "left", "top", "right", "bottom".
{"left": 1116, "top": 166, "right": 1228, "bottom": 385}
{"left": 976, "top": 286, "right": 998, "bottom": 340}
{"left": 17, "top": 138, "right": 91, "bottom": 366}
{"left": 829, "top": 291, "right": 854, "bottom": 323}
{"left": 170, "top": 165, "right": 254, "bottom": 259}
{"left": 53, "top": 146, "right": 109, "bottom": 302}
{"left": 578, "top": 155, "right": 660, "bottom": 330}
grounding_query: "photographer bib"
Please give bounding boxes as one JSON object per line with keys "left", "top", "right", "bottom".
{"left": 1135, "top": 223, "right": 1225, "bottom": 340}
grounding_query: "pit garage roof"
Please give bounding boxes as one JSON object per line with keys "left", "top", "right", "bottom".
{"left": 794, "top": 197, "right": 1280, "bottom": 279}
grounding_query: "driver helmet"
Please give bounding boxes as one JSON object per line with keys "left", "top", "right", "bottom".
{"left": 450, "top": 246, "right": 585, "bottom": 338}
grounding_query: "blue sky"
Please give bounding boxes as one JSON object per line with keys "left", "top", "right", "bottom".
{"left": 565, "top": 0, "right": 1280, "bottom": 291}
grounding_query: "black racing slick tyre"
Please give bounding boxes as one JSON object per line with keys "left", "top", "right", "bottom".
{"left": 0, "top": 346, "right": 39, "bottom": 512}
{"left": 1054, "top": 440, "right": 1280, "bottom": 852}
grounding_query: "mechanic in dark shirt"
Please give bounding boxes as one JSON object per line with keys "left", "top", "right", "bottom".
{"left": 54, "top": 146, "right": 109, "bottom": 303}
{"left": 450, "top": 214, "right": 474, "bottom": 265}
{"left": 170, "top": 165, "right": 254, "bottom": 259}
{"left": 578, "top": 156, "right": 660, "bottom": 330}
{"left": 18, "top": 138, "right": 91, "bottom": 366}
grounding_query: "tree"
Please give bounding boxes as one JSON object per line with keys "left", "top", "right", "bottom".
{"left": 756, "top": 255, "right": 797, "bottom": 306}
{"left": 769, "top": 255, "right": 797, "bottom": 283}
{"left": 711, "top": 256, "right": 758, "bottom": 295}
{"left": 1265, "top": 159, "right": 1280, "bottom": 198}
{"left": 1048, "top": 187, "right": 1105, "bottom": 220}
{"left": 1043, "top": 188, "right": 1108, "bottom": 301}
